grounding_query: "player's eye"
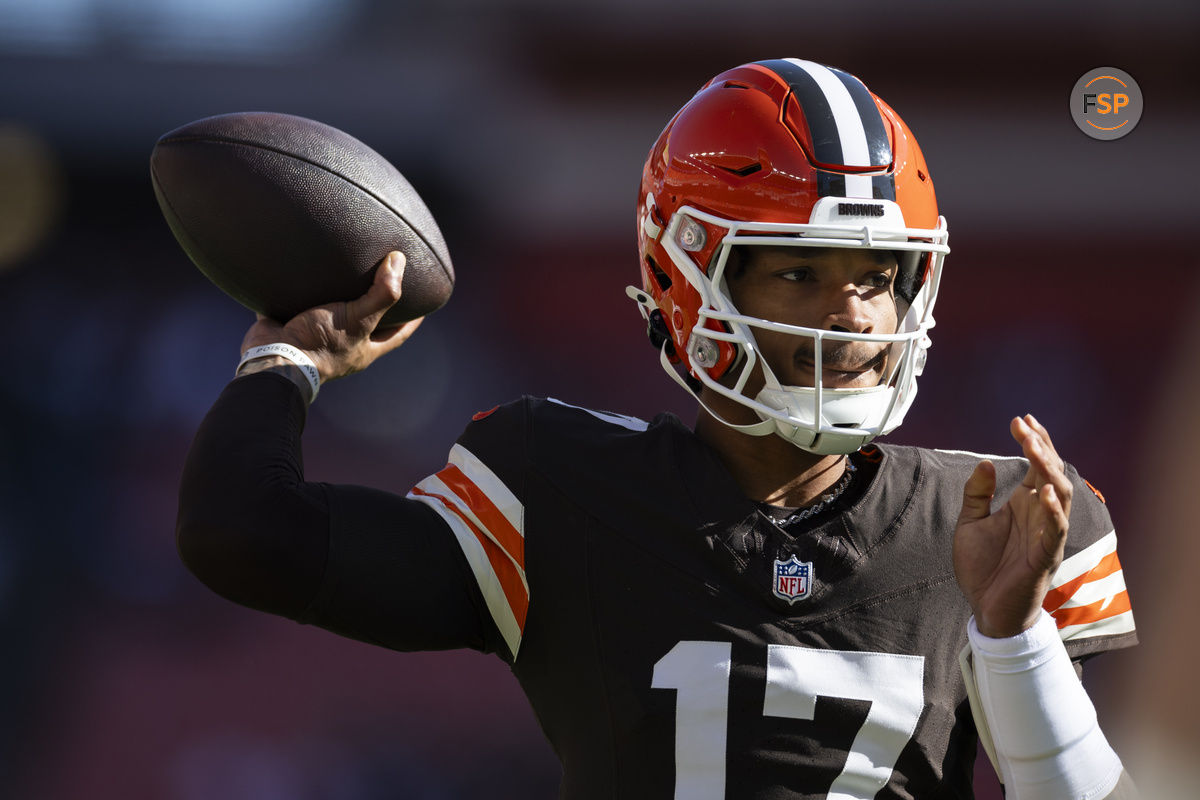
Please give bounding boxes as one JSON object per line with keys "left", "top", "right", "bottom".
{"left": 779, "top": 268, "right": 813, "bottom": 282}
{"left": 862, "top": 271, "right": 894, "bottom": 290}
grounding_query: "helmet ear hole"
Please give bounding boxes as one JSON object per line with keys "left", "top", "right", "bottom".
{"left": 646, "top": 256, "right": 673, "bottom": 291}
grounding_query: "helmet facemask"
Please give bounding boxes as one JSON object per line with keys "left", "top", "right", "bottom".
{"left": 640, "top": 201, "right": 948, "bottom": 455}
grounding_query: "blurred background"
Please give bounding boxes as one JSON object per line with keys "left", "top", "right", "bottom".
{"left": 1, "top": 0, "right": 1196, "bottom": 797}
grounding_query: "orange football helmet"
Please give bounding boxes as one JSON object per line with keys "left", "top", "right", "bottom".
{"left": 630, "top": 58, "right": 949, "bottom": 454}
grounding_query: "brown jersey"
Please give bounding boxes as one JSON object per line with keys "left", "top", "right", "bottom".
{"left": 407, "top": 396, "right": 1135, "bottom": 799}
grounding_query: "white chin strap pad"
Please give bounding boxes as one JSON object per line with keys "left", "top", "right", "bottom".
{"left": 755, "top": 384, "right": 892, "bottom": 455}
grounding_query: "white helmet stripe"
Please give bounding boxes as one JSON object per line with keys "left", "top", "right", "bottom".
{"left": 784, "top": 58, "right": 874, "bottom": 198}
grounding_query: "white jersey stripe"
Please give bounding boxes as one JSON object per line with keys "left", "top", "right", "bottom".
{"left": 417, "top": 473, "right": 529, "bottom": 595}
{"left": 785, "top": 58, "right": 873, "bottom": 198}
{"left": 447, "top": 443, "right": 525, "bottom": 539}
{"left": 407, "top": 489, "right": 524, "bottom": 657}
{"left": 547, "top": 398, "right": 650, "bottom": 432}
{"left": 1059, "top": 609, "right": 1136, "bottom": 642}
{"left": 1050, "top": 530, "right": 1118, "bottom": 589}
{"left": 1056, "top": 571, "right": 1127, "bottom": 609}
{"left": 931, "top": 447, "right": 1026, "bottom": 462}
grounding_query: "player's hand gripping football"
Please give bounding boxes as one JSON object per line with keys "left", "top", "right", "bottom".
{"left": 952, "top": 414, "right": 1073, "bottom": 638}
{"left": 241, "top": 251, "right": 423, "bottom": 383}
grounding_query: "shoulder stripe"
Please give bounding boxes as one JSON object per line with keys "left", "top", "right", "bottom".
{"left": 1045, "top": 548, "right": 1121, "bottom": 608}
{"left": 1058, "top": 610, "right": 1136, "bottom": 642}
{"left": 1061, "top": 569, "right": 1127, "bottom": 608}
{"left": 1051, "top": 590, "right": 1132, "bottom": 629}
{"left": 423, "top": 467, "right": 526, "bottom": 571}
{"left": 1042, "top": 531, "right": 1133, "bottom": 642}
{"left": 1049, "top": 530, "right": 1117, "bottom": 588}
{"left": 408, "top": 443, "right": 529, "bottom": 659}
{"left": 447, "top": 444, "right": 524, "bottom": 536}
{"left": 409, "top": 482, "right": 528, "bottom": 659}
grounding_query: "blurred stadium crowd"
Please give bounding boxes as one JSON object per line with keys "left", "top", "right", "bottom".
{"left": 1, "top": 0, "right": 1197, "bottom": 797}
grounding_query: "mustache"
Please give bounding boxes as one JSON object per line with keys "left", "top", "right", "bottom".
{"left": 794, "top": 342, "right": 889, "bottom": 373}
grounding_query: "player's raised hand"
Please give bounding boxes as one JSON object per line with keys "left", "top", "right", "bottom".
{"left": 241, "top": 251, "right": 424, "bottom": 383}
{"left": 952, "top": 414, "right": 1073, "bottom": 638}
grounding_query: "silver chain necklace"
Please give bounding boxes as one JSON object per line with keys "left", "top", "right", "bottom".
{"left": 766, "top": 458, "right": 857, "bottom": 526}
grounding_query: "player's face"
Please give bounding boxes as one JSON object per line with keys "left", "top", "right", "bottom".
{"left": 725, "top": 246, "right": 900, "bottom": 390}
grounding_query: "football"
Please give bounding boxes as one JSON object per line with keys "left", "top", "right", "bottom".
{"left": 150, "top": 111, "right": 454, "bottom": 328}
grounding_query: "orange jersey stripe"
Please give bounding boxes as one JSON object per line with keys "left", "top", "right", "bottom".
{"left": 1049, "top": 590, "right": 1132, "bottom": 629}
{"left": 1043, "top": 550, "right": 1123, "bottom": 613}
{"left": 410, "top": 487, "right": 529, "bottom": 630}
{"left": 435, "top": 463, "right": 525, "bottom": 566}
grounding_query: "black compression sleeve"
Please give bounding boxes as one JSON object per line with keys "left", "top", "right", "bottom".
{"left": 306, "top": 484, "right": 503, "bottom": 654}
{"left": 177, "top": 371, "right": 327, "bottom": 616}
{"left": 177, "top": 372, "right": 500, "bottom": 654}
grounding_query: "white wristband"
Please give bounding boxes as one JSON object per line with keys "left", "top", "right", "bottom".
{"left": 236, "top": 343, "right": 321, "bottom": 402}
{"left": 968, "top": 610, "right": 1123, "bottom": 799}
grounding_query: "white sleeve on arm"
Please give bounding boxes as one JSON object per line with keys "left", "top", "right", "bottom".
{"left": 966, "top": 610, "right": 1126, "bottom": 800}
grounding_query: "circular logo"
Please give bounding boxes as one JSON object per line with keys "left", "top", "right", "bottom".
{"left": 1070, "top": 68, "right": 1143, "bottom": 140}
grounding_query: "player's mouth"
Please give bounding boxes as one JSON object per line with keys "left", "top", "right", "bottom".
{"left": 793, "top": 348, "right": 888, "bottom": 388}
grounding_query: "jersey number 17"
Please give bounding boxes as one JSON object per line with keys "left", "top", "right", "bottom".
{"left": 652, "top": 641, "right": 926, "bottom": 799}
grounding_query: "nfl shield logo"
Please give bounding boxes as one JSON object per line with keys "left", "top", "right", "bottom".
{"left": 773, "top": 555, "right": 814, "bottom": 604}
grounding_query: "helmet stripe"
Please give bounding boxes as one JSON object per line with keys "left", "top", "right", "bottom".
{"left": 872, "top": 173, "right": 897, "bottom": 202}
{"left": 831, "top": 67, "right": 897, "bottom": 201}
{"left": 760, "top": 59, "right": 843, "bottom": 164}
{"left": 817, "top": 173, "right": 847, "bottom": 198}
{"left": 829, "top": 66, "right": 893, "bottom": 168}
{"left": 762, "top": 58, "right": 895, "bottom": 200}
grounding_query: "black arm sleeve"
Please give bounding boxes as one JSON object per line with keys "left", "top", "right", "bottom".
{"left": 176, "top": 371, "right": 502, "bottom": 654}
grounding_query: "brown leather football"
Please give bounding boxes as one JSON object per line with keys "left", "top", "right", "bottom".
{"left": 150, "top": 112, "right": 453, "bottom": 328}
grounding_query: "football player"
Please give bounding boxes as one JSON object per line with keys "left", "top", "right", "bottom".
{"left": 178, "top": 59, "right": 1138, "bottom": 798}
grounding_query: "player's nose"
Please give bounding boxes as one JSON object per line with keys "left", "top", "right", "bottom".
{"left": 825, "top": 287, "right": 874, "bottom": 335}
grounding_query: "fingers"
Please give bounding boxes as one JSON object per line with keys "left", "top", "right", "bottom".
{"left": 353, "top": 253, "right": 425, "bottom": 363}
{"left": 1012, "top": 414, "right": 1072, "bottom": 485}
{"left": 251, "top": 251, "right": 417, "bottom": 383}
{"left": 1022, "top": 413, "right": 1064, "bottom": 473}
{"left": 1011, "top": 416, "right": 1039, "bottom": 490}
{"left": 369, "top": 315, "right": 424, "bottom": 352}
{"left": 1039, "top": 484, "right": 1070, "bottom": 537}
{"left": 1034, "top": 482, "right": 1071, "bottom": 568}
{"left": 958, "top": 459, "right": 997, "bottom": 525}
{"left": 345, "top": 251, "right": 406, "bottom": 332}
{"left": 1011, "top": 412, "right": 1074, "bottom": 532}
